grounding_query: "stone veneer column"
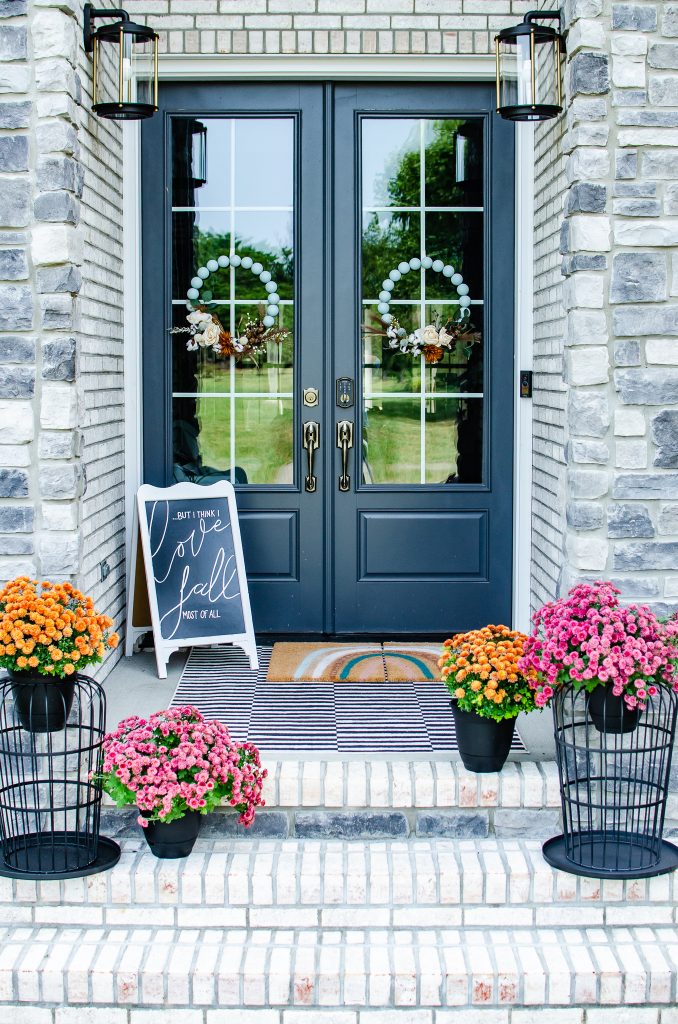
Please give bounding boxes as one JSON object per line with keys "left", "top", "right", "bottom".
{"left": 0, "top": 0, "right": 34, "bottom": 576}
{"left": 0, "top": 0, "right": 84, "bottom": 584}
{"left": 561, "top": 0, "right": 678, "bottom": 614}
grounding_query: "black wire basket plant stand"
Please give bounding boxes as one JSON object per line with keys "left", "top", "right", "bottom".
{"left": 0, "top": 673, "right": 120, "bottom": 879}
{"left": 543, "top": 681, "right": 678, "bottom": 879}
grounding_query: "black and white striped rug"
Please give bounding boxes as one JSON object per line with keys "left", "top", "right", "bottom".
{"left": 170, "top": 645, "right": 527, "bottom": 753}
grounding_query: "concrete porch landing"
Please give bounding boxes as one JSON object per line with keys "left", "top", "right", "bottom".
{"left": 100, "top": 651, "right": 677, "bottom": 841}
{"left": 102, "top": 650, "right": 557, "bottom": 759}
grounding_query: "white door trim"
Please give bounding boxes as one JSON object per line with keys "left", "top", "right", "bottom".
{"left": 158, "top": 54, "right": 496, "bottom": 81}
{"left": 122, "top": 57, "right": 534, "bottom": 636}
{"left": 513, "top": 124, "right": 534, "bottom": 633}
{"left": 123, "top": 119, "right": 143, "bottom": 649}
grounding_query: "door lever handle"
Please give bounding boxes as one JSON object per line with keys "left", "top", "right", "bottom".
{"left": 302, "top": 420, "right": 319, "bottom": 492}
{"left": 336, "top": 420, "right": 353, "bottom": 492}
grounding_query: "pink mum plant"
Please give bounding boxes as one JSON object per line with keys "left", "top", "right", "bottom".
{"left": 97, "top": 706, "right": 267, "bottom": 827}
{"left": 518, "top": 582, "right": 678, "bottom": 712}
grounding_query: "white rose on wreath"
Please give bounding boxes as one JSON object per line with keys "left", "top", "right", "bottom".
{"left": 187, "top": 310, "right": 211, "bottom": 327}
{"left": 200, "top": 320, "right": 222, "bottom": 351}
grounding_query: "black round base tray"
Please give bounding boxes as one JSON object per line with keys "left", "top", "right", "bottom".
{"left": 0, "top": 835, "right": 121, "bottom": 880}
{"left": 543, "top": 833, "right": 678, "bottom": 880}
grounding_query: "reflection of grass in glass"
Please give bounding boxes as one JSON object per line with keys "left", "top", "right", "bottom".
{"left": 195, "top": 397, "right": 293, "bottom": 484}
{"left": 236, "top": 401, "right": 293, "bottom": 484}
{"left": 364, "top": 405, "right": 459, "bottom": 484}
{"left": 426, "top": 415, "right": 460, "bottom": 483}
{"left": 364, "top": 367, "right": 420, "bottom": 394}
{"left": 192, "top": 362, "right": 294, "bottom": 396}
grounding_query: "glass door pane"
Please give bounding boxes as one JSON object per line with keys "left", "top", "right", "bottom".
{"left": 170, "top": 116, "right": 295, "bottom": 486}
{"left": 360, "top": 117, "right": 484, "bottom": 485}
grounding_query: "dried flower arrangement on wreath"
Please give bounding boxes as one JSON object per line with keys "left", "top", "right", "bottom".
{"left": 363, "top": 309, "right": 480, "bottom": 364}
{"left": 171, "top": 304, "right": 289, "bottom": 361}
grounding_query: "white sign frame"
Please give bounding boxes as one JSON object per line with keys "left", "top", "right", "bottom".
{"left": 132, "top": 481, "right": 258, "bottom": 679}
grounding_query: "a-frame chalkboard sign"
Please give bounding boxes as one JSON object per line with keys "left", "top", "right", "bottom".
{"left": 128, "top": 481, "right": 258, "bottom": 678}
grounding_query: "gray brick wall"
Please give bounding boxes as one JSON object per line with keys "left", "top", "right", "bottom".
{"left": 532, "top": 93, "right": 567, "bottom": 611}
{"left": 76, "top": 8, "right": 126, "bottom": 657}
{"left": 125, "top": 0, "right": 533, "bottom": 56}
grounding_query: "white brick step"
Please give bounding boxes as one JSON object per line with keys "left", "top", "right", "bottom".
{"left": 260, "top": 761, "right": 561, "bottom": 810}
{"left": 1, "top": 919, "right": 677, "bottom": 1012}
{"left": 101, "top": 760, "right": 567, "bottom": 840}
{"left": 2, "top": 839, "right": 677, "bottom": 928}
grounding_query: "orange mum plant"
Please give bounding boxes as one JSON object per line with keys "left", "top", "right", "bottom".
{"left": 439, "top": 624, "right": 539, "bottom": 722}
{"left": 0, "top": 576, "right": 119, "bottom": 679}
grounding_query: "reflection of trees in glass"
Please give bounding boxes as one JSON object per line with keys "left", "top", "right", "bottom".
{"left": 362, "top": 120, "right": 483, "bottom": 300}
{"left": 193, "top": 231, "right": 294, "bottom": 301}
{"left": 362, "top": 213, "right": 419, "bottom": 301}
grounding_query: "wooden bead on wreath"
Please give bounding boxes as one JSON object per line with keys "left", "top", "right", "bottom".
{"left": 373, "top": 256, "right": 473, "bottom": 364}
{"left": 172, "top": 254, "right": 288, "bottom": 359}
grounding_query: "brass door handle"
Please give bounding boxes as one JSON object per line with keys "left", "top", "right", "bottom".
{"left": 303, "top": 420, "right": 319, "bottom": 492}
{"left": 336, "top": 419, "right": 353, "bottom": 492}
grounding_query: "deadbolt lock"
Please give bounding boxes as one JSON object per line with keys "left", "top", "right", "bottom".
{"left": 303, "top": 387, "right": 319, "bottom": 407}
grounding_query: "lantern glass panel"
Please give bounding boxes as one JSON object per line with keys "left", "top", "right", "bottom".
{"left": 498, "top": 36, "right": 533, "bottom": 110}
{"left": 535, "top": 36, "right": 560, "bottom": 110}
{"left": 123, "top": 31, "right": 156, "bottom": 107}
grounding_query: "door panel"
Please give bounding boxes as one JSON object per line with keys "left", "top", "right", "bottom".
{"left": 238, "top": 512, "right": 299, "bottom": 580}
{"left": 332, "top": 84, "right": 514, "bottom": 634}
{"left": 141, "top": 83, "right": 325, "bottom": 632}
{"left": 359, "top": 511, "right": 487, "bottom": 579}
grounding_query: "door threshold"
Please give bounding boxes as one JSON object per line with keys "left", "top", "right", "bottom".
{"left": 259, "top": 634, "right": 449, "bottom": 643}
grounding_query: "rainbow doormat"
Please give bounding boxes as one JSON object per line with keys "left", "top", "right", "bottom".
{"left": 266, "top": 642, "right": 442, "bottom": 683}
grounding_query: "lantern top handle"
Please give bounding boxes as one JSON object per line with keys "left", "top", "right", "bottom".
{"left": 84, "top": 4, "right": 156, "bottom": 52}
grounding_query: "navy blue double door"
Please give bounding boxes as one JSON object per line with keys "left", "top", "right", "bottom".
{"left": 141, "top": 82, "right": 515, "bottom": 635}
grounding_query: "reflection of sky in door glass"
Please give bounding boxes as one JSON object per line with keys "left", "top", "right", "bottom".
{"left": 235, "top": 119, "right": 293, "bottom": 207}
{"left": 183, "top": 210, "right": 230, "bottom": 237}
{"left": 189, "top": 120, "right": 231, "bottom": 208}
{"left": 235, "top": 211, "right": 293, "bottom": 258}
{"left": 362, "top": 119, "right": 420, "bottom": 208}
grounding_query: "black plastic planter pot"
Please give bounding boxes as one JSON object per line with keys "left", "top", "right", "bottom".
{"left": 587, "top": 686, "right": 639, "bottom": 735}
{"left": 9, "top": 671, "right": 76, "bottom": 733}
{"left": 141, "top": 811, "right": 201, "bottom": 858}
{"left": 451, "top": 702, "right": 516, "bottom": 773}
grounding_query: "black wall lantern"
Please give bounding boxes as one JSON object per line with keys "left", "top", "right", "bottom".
{"left": 84, "top": 4, "right": 158, "bottom": 120}
{"left": 495, "top": 10, "right": 564, "bottom": 122}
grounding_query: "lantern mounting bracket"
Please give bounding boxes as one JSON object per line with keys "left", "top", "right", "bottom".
{"left": 524, "top": 9, "right": 565, "bottom": 49}
{"left": 524, "top": 10, "right": 561, "bottom": 24}
{"left": 84, "top": 4, "right": 131, "bottom": 53}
